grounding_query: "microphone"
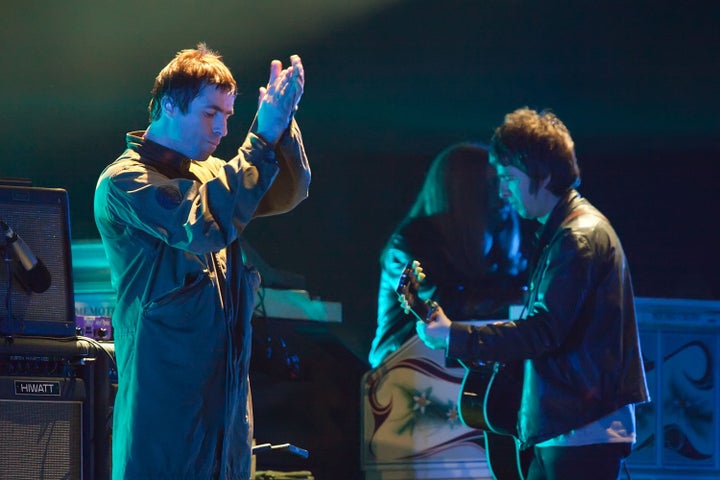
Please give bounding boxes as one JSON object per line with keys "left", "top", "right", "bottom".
{"left": 0, "top": 221, "right": 52, "bottom": 293}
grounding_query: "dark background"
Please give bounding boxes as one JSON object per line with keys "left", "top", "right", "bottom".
{"left": 3, "top": 0, "right": 718, "bottom": 363}
{"left": 1, "top": 1, "right": 718, "bottom": 476}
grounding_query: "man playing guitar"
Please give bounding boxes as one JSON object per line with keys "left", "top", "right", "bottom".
{"left": 410, "top": 108, "right": 650, "bottom": 480}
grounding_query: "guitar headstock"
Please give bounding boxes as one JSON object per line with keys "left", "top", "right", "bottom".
{"left": 396, "top": 260, "right": 437, "bottom": 323}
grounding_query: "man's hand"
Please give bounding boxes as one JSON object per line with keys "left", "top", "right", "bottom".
{"left": 256, "top": 55, "right": 304, "bottom": 146}
{"left": 416, "top": 305, "right": 452, "bottom": 350}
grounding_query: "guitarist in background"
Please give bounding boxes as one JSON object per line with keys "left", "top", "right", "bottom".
{"left": 369, "top": 142, "right": 531, "bottom": 478}
{"left": 415, "top": 108, "right": 650, "bottom": 480}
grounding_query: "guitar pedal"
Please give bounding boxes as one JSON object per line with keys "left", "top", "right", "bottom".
{"left": 75, "top": 315, "right": 113, "bottom": 340}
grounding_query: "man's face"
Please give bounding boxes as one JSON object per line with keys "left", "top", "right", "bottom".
{"left": 495, "top": 164, "right": 541, "bottom": 220}
{"left": 169, "top": 84, "right": 234, "bottom": 160}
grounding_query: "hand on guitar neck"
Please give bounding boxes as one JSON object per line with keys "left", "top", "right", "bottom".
{"left": 396, "top": 260, "right": 451, "bottom": 350}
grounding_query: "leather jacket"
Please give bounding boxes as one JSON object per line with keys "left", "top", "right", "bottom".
{"left": 448, "top": 190, "right": 650, "bottom": 448}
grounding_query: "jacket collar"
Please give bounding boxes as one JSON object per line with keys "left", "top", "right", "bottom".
{"left": 535, "top": 189, "right": 583, "bottom": 249}
{"left": 125, "top": 130, "right": 194, "bottom": 179}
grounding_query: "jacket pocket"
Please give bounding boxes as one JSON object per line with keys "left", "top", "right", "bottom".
{"left": 143, "top": 271, "right": 218, "bottom": 333}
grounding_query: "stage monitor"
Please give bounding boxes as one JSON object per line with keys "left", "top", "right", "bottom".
{"left": 0, "top": 185, "right": 76, "bottom": 337}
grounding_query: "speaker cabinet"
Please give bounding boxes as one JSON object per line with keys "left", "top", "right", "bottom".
{"left": 0, "top": 377, "right": 85, "bottom": 479}
{"left": 0, "top": 186, "right": 76, "bottom": 337}
{"left": 0, "top": 337, "right": 113, "bottom": 480}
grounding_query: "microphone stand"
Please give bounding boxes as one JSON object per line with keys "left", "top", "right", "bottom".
{"left": 252, "top": 442, "right": 309, "bottom": 459}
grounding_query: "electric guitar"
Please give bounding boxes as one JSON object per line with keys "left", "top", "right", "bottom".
{"left": 397, "top": 260, "right": 531, "bottom": 480}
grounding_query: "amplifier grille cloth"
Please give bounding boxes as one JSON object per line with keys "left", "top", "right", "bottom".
{"left": 0, "top": 399, "right": 82, "bottom": 480}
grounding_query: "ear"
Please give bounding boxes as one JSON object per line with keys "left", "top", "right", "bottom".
{"left": 161, "top": 97, "right": 176, "bottom": 116}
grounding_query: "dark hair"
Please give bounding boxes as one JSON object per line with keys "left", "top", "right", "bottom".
{"left": 489, "top": 107, "right": 580, "bottom": 195}
{"left": 409, "top": 142, "right": 494, "bottom": 219}
{"left": 148, "top": 43, "right": 237, "bottom": 121}
{"left": 403, "top": 142, "right": 498, "bottom": 274}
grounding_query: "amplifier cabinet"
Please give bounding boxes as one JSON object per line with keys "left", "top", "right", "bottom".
{"left": 0, "top": 336, "right": 113, "bottom": 480}
{"left": 0, "top": 186, "right": 76, "bottom": 337}
{"left": 0, "top": 377, "right": 85, "bottom": 479}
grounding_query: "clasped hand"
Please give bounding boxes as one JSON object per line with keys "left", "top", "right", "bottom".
{"left": 256, "top": 54, "right": 304, "bottom": 146}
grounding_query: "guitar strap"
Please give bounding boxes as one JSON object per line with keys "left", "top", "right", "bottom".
{"left": 559, "top": 208, "right": 608, "bottom": 229}
{"left": 559, "top": 209, "right": 586, "bottom": 227}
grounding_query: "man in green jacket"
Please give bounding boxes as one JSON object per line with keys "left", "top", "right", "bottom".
{"left": 94, "top": 43, "right": 310, "bottom": 480}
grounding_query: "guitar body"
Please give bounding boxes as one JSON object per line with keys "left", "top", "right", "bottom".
{"left": 485, "top": 431, "right": 533, "bottom": 480}
{"left": 459, "top": 361, "right": 530, "bottom": 480}
{"left": 459, "top": 361, "right": 523, "bottom": 436}
{"left": 457, "top": 363, "right": 495, "bottom": 431}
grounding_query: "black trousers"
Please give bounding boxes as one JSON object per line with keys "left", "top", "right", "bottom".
{"left": 526, "top": 443, "right": 632, "bottom": 480}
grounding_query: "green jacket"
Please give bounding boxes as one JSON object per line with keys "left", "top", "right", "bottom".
{"left": 94, "top": 120, "right": 310, "bottom": 479}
